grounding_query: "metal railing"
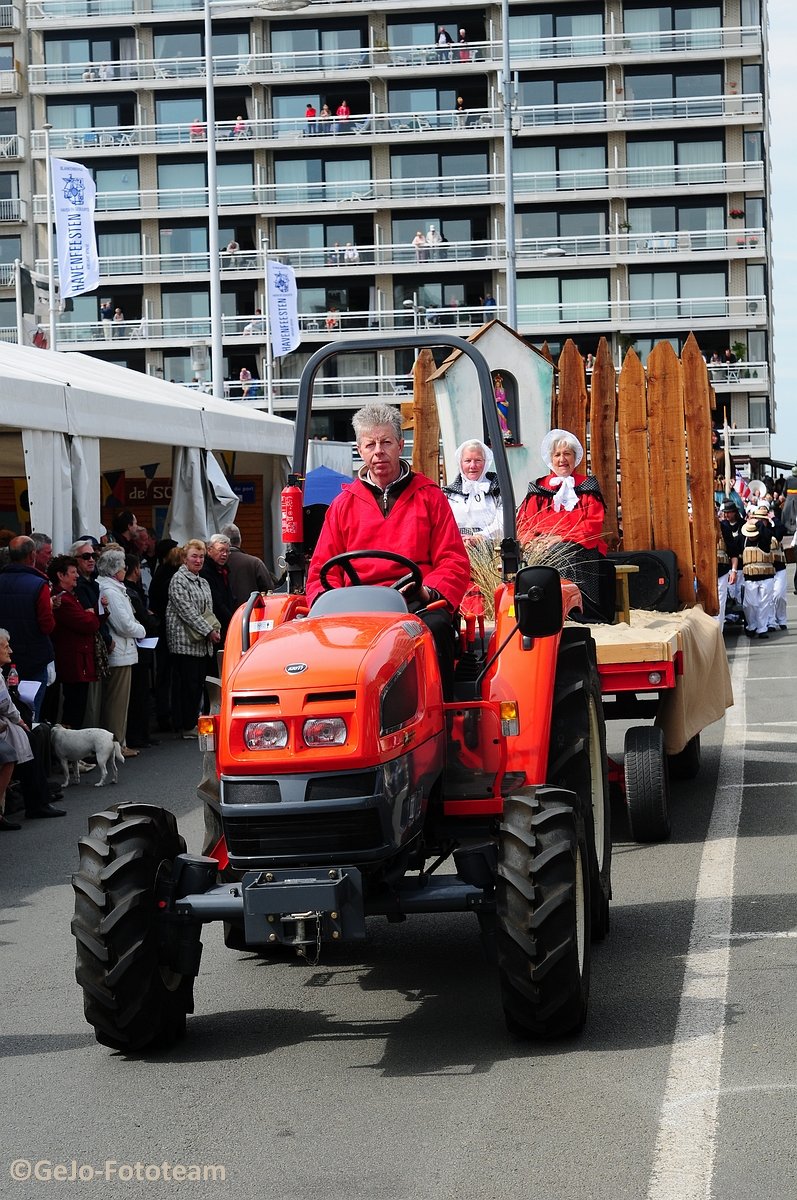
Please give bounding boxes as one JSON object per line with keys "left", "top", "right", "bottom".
{"left": 29, "top": 93, "right": 763, "bottom": 159}
{"left": 44, "top": 295, "right": 769, "bottom": 346}
{"left": 0, "top": 198, "right": 25, "bottom": 222}
{"left": 0, "top": 69, "right": 21, "bottom": 95}
{"left": 25, "top": 17, "right": 760, "bottom": 66}
{"left": 32, "top": 228, "right": 765, "bottom": 284}
{"left": 0, "top": 3, "right": 21, "bottom": 29}
{"left": 708, "top": 361, "right": 769, "bottom": 387}
{"left": 0, "top": 134, "right": 23, "bottom": 159}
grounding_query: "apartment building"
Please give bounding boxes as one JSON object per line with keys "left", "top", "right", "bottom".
{"left": 4, "top": 1, "right": 774, "bottom": 453}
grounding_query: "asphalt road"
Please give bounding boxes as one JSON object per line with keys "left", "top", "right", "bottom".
{"left": 1, "top": 599, "right": 795, "bottom": 1200}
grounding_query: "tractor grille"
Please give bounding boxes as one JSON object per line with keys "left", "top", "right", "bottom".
{"left": 224, "top": 808, "right": 384, "bottom": 858}
{"left": 306, "top": 772, "right": 377, "bottom": 802}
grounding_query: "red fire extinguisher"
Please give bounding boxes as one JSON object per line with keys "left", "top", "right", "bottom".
{"left": 281, "top": 473, "right": 304, "bottom": 544}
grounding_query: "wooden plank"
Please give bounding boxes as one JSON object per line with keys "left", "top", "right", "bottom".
{"left": 682, "top": 333, "right": 719, "bottom": 615}
{"left": 588, "top": 336, "right": 618, "bottom": 549}
{"left": 410, "top": 348, "right": 441, "bottom": 482}
{"left": 555, "top": 338, "right": 588, "bottom": 453}
{"left": 647, "top": 341, "right": 694, "bottom": 606}
{"left": 616, "top": 348, "right": 652, "bottom": 550}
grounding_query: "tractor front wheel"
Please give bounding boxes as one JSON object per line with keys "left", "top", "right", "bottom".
{"left": 624, "top": 727, "right": 671, "bottom": 842}
{"left": 497, "top": 786, "right": 590, "bottom": 1039}
{"left": 72, "top": 803, "right": 195, "bottom": 1051}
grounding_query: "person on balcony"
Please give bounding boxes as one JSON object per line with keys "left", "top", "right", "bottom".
{"left": 189, "top": 116, "right": 205, "bottom": 141}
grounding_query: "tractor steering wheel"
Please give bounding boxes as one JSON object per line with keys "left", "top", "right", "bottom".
{"left": 318, "top": 550, "right": 423, "bottom": 594}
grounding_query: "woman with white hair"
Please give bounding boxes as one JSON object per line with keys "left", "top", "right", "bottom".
{"left": 96, "top": 548, "right": 146, "bottom": 758}
{"left": 442, "top": 439, "right": 503, "bottom": 546}
{"left": 517, "top": 428, "right": 607, "bottom": 554}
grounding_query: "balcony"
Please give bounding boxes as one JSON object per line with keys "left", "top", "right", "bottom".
{"left": 0, "top": 198, "right": 26, "bottom": 222}
{"left": 0, "top": 134, "right": 23, "bottom": 159}
{"left": 727, "top": 428, "right": 771, "bottom": 458}
{"left": 30, "top": 107, "right": 500, "bottom": 156}
{"left": 0, "top": 263, "right": 14, "bottom": 286}
{"left": 0, "top": 3, "right": 21, "bottom": 29}
{"left": 516, "top": 227, "right": 765, "bottom": 267}
{"left": 513, "top": 159, "right": 765, "bottom": 202}
{"left": 37, "top": 238, "right": 502, "bottom": 282}
{"left": 708, "top": 361, "right": 769, "bottom": 390}
{"left": 515, "top": 92, "right": 762, "bottom": 134}
{"left": 24, "top": 17, "right": 761, "bottom": 67}
{"left": 33, "top": 170, "right": 506, "bottom": 219}
{"left": 0, "top": 69, "right": 22, "bottom": 96}
{"left": 46, "top": 293, "right": 769, "bottom": 349}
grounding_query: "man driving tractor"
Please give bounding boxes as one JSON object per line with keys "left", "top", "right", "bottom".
{"left": 306, "top": 404, "right": 470, "bottom": 699}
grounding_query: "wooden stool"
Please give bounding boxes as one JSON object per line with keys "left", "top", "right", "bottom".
{"left": 613, "top": 563, "right": 639, "bottom": 625}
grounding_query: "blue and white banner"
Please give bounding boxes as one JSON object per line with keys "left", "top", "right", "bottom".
{"left": 51, "top": 157, "right": 99, "bottom": 300}
{"left": 267, "top": 259, "right": 300, "bottom": 359}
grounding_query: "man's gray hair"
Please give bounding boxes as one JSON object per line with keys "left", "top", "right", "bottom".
{"left": 96, "top": 549, "right": 126, "bottom": 577}
{"left": 352, "top": 404, "right": 403, "bottom": 445}
{"left": 208, "top": 533, "right": 231, "bottom": 548}
{"left": 220, "top": 523, "right": 241, "bottom": 547}
{"left": 8, "top": 536, "right": 34, "bottom": 562}
{"left": 69, "top": 539, "right": 94, "bottom": 556}
{"left": 0, "top": 628, "right": 9, "bottom": 643}
{"left": 31, "top": 532, "right": 52, "bottom": 551}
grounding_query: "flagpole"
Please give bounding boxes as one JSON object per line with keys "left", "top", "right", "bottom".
{"left": 14, "top": 259, "right": 23, "bottom": 344}
{"left": 261, "top": 234, "right": 274, "bottom": 415}
{"left": 44, "top": 123, "right": 57, "bottom": 351}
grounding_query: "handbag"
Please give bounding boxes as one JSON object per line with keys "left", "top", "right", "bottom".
{"left": 94, "top": 631, "right": 111, "bottom": 679}
{"left": 186, "top": 608, "right": 221, "bottom": 643}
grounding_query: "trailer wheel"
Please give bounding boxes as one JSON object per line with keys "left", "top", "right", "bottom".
{"left": 72, "top": 803, "right": 195, "bottom": 1051}
{"left": 624, "top": 727, "right": 671, "bottom": 842}
{"left": 497, "top": 786, "right": 590, "bottom": 1039}
{"left": 549, "top": 630, "right": 612, "bottom": 941}
{"left": 667, "top": 732, "right": 701, "bottom": 780}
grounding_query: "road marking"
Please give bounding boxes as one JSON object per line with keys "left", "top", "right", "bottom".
{"left": 712, "top": 930, "right": 797, "bottom": 941}
{"left": 717, "top": 779, "right": 797, "bottom": 788}
{"left": 746, "top": 720, "right": 797, "bottom": 726}
{"left": 646, "top": 636, "right": 750, "bottom": 1200}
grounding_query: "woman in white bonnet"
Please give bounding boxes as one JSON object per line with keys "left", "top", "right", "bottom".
{"left": 517, "top": 428, "right": 607, "bottom": 554}
{"left": 442, "top": 439, "right": 503, "bottom": 546}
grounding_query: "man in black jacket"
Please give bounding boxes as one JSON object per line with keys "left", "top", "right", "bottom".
{"left": 200, "top": 535, "right": 236, "bottom": 647}
{"left": 0, "top": 536, "right": 55, "bottom": 720}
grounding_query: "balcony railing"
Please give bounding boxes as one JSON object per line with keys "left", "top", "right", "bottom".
{"left": 0, "top": 197, "right": 25, "bottom": 222}
{"left": 0, "top": 3, "right": 21, "bottom": 30}
{"left": 29, "top": 107, "right": 501, "bottom": 154}
{"left": 29, "top": 94, "right": 763, "bottom": 160}
{"left": 25, "top": 19, "right": 760, "bottom": 69}
{"left": 34, "top": 228, "right": 764, "bottom": 284}
{"left": 0, "top": 69, "right": 21, "bottom": 95}
{"left": 727, "top": 427, "right": 771, "bottom": 457}
{"left": 708, "top": 361, "right": 769, "bottom": 388}
{"left": 0, "top": 262, "right": 14, "bottom": 286}
{"left": 0, "top": 134, "right": 23, "bottom": 159}
{"left": 45, "top": 295, "right": 768, "bottom": 347}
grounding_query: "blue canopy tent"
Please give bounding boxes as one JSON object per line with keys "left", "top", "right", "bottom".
{"left": 303, "top": 464, "right": 353, "bottom": 505}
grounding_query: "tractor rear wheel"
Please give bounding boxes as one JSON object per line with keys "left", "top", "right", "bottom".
{"left": 624, "top": 726, "right": 671, "bottom": 842}
{"left": 497, "top": 786, "right": 590, "bottom": 1038}
{"left": 72, "top": 803, "right": 195, "bottom": 1051}
{"left": 548, "top": 629, "right": 612, "bottom": 940}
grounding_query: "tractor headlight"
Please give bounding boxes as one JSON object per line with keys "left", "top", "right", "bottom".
{"left": 303, "top": 717, "right": 347, "bottom": 746}
{"left": 244, "top": 720, "right": 288, "bottom": 750}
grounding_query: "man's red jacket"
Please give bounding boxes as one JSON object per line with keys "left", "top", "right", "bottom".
{"left": 306, "top": 473, "right": 470, "bottom": 609}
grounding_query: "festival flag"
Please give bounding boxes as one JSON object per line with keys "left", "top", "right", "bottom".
{"left": 51, "top": 157, "right": 100, "bottom": 299}
{"left": 266, "top": 259, "right": 300, "bottom": 359}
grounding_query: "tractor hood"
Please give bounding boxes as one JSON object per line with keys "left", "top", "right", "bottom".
{"left": 228, "top": 612, "right": 422, "bottom": 694}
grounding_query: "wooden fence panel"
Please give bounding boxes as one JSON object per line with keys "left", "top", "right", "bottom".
{"left": 616, "top": 349, "right": 652, "bottom": 550}
{"left": 682, "top": 333, "right": 719, "bottom": 615}
{"left": 588, "top": 336, "right": 618, "bottom": 549}
{"left": 555, "top": 338, "right": 588, "bottom": 453}
{"left": 646, "top": 341, "right": 694, "bottom": 606}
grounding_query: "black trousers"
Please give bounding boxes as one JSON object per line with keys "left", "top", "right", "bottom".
{"left": 171, "top": 653, "right": 210, "bottom": 733}
{"left": 415, "top": 607, "right": 456, "bottom": 702}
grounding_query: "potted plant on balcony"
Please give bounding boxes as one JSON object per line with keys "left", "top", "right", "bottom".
{"left": 748, "top": 235, "right": 759, "bottom": 248}
{"left": 729, "top": 208, "right": 745, "bottom": 219}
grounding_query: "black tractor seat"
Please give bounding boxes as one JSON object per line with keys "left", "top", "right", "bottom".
{"left": 310, "top": 586, "right": 409, "bottom": 617}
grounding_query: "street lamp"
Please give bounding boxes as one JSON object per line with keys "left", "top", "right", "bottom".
{"left": 204, "top": 0, "right": 311, "bottom": 398}
{"left": 403, "top": 294, "right": 425, "bottom": 333}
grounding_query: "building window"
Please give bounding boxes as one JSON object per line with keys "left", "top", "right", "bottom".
{"left": 275, "top": 156, "right": 371, "bottom": 204}
{"left": 517, "top": 274, "right": 610, "bottom": 323}
{"left": 629, "top": 269, "right": 726, "bottom": 319}
{"left": 514, "top": 142, "right": 607, "bottom": 191}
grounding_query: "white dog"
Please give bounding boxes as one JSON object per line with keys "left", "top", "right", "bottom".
{"left": 50, "top": 725, "right": 125, "bottom": 788}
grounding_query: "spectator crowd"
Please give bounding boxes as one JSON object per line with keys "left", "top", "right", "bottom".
{"left": 0, "top": 512, "right": 275, "bottom": 832}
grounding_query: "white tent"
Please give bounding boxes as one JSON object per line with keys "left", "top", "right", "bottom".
{"left": 0, "top": 342, "right": 295, "bottom": 552}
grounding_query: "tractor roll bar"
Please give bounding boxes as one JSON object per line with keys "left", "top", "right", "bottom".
{"left": 293, "top": 336, "right": 518, "bottom": 578}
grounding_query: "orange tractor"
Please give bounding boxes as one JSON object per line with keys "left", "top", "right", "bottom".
{"left": 72, "top": 336, "right": 611, "bottom": 1051}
